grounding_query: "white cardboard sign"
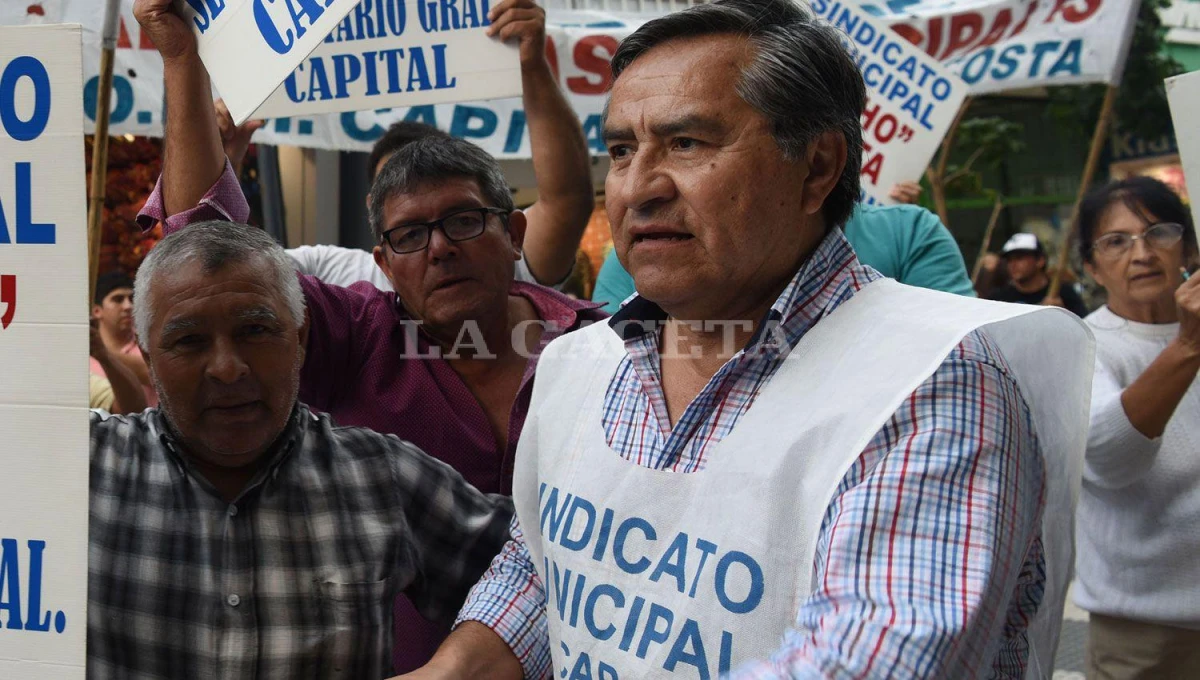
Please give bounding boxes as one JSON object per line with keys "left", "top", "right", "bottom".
{"left": 822, "top": 1, "right": 970, "bottom": 205}
{"left": 1166, "top": 70, "right": 1200, "bottom": 238}
{"left": 0, "top": 23, "right": 89, "bottom": 680}
{"left": 174, "top": 0, "right": 363, "bottom": 124}
{"left": 253, "top": 0, "right": 521, "bottom": 119}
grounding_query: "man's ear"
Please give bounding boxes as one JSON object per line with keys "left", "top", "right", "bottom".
{"left": 91, "top": 304, "right": 102, "bottom": 320}
{"left": 799, "top": 130, "right": 847, "bottom": 217}
{"left": 506, "top": 210, "right": 528, "bottom": 262}
{"left": 372, "top": 245, "right": 400, "bottom": 292}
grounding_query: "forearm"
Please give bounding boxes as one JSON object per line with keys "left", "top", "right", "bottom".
{"left": 1120, "top": 338, "right": 1200, "bottom": 439}
{"left": 105, "top": 347, "right": 151, "bottom": 387}
{"left": 96, "top": 356, "right": 147, "bottom": 413}
{"left": 161, "top": 54, "right": 226, "bottom": 217}
{"left": 521, "top": 63, "right": 593, "bottom": 284}
{"left": 399, "top": 621, "right": 524, "bottom": 680}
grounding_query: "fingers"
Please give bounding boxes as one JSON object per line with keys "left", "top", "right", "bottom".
{"left": 215, "top": 99, "right": 234, "bottom": 139}
{"left": 487, "top": 6, "right": 545, "bottom": 38}
{"left": 244, "top": 119, "right": 267, "bottom": 133}
{"left": 487, "top": 0, "right": 537, "bottom": 22}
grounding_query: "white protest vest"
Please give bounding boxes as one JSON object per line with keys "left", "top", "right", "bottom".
{"left": 514, "top": 279, "right": 1093, "bottom": 680}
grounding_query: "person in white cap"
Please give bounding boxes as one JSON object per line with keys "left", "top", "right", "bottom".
{"left": 989, "top": 232, "right": 1089, "bottom": 316}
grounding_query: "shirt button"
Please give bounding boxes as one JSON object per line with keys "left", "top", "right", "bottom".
{"left": 227, "top": 505, "right": 238, "bottom": 517}
{"left": 227, "top": 594, "right": 240, "bottom": 607}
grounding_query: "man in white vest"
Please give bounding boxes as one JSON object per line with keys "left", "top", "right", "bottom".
{"left": 399, "top": 1, "right": 1093, "bottom": 678}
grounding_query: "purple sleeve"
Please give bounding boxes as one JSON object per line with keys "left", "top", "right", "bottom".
{"left": 136, "top": 159, "right": 249, "bottom": 235}
{"left": 297, "top": 276, "right": 385, "bottom": 411}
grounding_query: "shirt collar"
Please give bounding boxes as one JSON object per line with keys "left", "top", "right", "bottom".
{"left": 608, "top": 228, "right": 865, "bottom": 354}
{"left": 150, "top": 405, "right": 307, "bottom": 499}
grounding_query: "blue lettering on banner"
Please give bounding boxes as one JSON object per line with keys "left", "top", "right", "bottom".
{"left": 0, "top": 55, "right": 57, "bottom": 245}
{"left": 418, "top": 0, "right": 494, "bottom": 32}
{"left": 254, "top": 0, "right": 339, "bottom": 55}
{"left": 0, "top": 56, "right": 50, "bottom": 142}
{"left": 281, "top": 45, "right": 457, "bottom": 102}
{"left": 84, "top": 74, "right": 134, "bottom": 125}
{"left": 184, "top": 0, "right": 227, "bottom": 34}
{"left": 537, "top": 485, "right": 765, "bottom": 676}
{"left": 0, "top": 539, "right": 65, "bottom": 634}
{"left": 955, "top": 39, "right": 1084, "bottom": 86}
{"left": 806, "top": 0, "right": 955, "bottom": 132}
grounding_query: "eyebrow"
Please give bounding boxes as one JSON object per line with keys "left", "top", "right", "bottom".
{"left": 235, "top": 306, "right": 282, "bottom": 324}
{"left": 158, "top": 306, "right": 281, "bottom": 339}
{"left": 602, "top": 114, "right": 727, "bottom": 144}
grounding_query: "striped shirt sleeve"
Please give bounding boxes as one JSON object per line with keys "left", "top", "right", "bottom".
{"left": 729, "top": 330, "right": 1045, "bottom": 679}
{"left": 456, "top": 514, "right": 553, "bottom": 680}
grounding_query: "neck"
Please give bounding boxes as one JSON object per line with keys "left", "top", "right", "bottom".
{"left": 1108, "top": 292, "right": 1179, "bottom": 325}
{"left": 100, "top": 323, "right": 133, "bottom": 351}
{"left": 1012, "top": 271, "right": 1049, "bottom": 294}
{"left": 662, "top": 274, "right": 790, "bottom": 372}
{"left": 432, "top": 294, "right": 539, "bottom": 375}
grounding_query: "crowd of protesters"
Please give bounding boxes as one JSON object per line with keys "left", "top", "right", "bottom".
{"left": 79, "top": 0, "right": 1200, "bottom": 677}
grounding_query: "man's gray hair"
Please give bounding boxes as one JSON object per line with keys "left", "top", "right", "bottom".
{"left": 134, "top": 221, "right": 305, "bottom": 342}
{"left": 609, "top": 0, "right": 866, "bottom": 229}
{"left": 369, "top": 135, "right": 515, "bottom": 240}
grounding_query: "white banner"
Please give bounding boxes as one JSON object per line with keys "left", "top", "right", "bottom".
{"left": 0, "top": 0, "right": 1136, "bottom": 176}
{"left": 832, "top": 1, "right": 968, "bottom": 204}
{"left": 833, "top": 0, "right": 1141, "bottom": 94}
{"left": 0, "top": 22, "right": 89, "bottom": 680}
{"left": 176, "top": 0, "right": 363, "bottom": 124}
{"left": 1166, "top": 70, "right": 1200, "bottom": 237}
{"left": 253, "top": 0, "right": 522, "bottom": 119}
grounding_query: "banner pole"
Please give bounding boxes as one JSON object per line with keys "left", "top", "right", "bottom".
{"left": 972, "top": 195, "right": 1005, "bottom": 285}
{"left": 1047, "top": 84, "right": 1119, "bottom": 299}
{"left": 88, "top": 0, "right": 121, "bottom": 305}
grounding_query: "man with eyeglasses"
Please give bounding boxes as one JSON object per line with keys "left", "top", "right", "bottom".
{"left": 131, "top": 0, "right": 606, "bottom": 673}
{"left": 989, "top": 233, "right": 1090, "bottom": 316}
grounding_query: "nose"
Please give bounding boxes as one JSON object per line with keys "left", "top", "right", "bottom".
{"left": 205, "top": 336, "right": 250, "bottom": 385}
{"left": 616, "top": 148, "right": 677, "bottom": 215}
{"left": 1130, "top": 235, "right": 1156, "bottom": 263}
{"left": 426, "top": 226, "right": 460, "bottom": 264}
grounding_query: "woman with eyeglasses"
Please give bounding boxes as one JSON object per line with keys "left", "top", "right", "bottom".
{"left": 1073, "top": 176, "right": 1200, "bottom": 678}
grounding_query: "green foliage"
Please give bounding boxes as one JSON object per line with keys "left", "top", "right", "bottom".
{"left": 943, "top": 117, "right": 1026, "bottom": 198}
{"left": 1048, "top": 0, "right": 1183, "bottom": 140}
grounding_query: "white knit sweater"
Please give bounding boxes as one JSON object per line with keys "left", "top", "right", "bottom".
{"left": 1073, "top": 305, "right": 1200, "bottom": 628}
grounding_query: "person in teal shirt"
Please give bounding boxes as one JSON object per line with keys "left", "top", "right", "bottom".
{"left": 592, "top": 202, "right": 976, "bottom": 313}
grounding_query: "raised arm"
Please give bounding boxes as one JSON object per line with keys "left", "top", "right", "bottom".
{"left": 488, "top": 0, "right": 594, "bottom": 286}
{"left": 133, "top": 0, "right": 225, "bottom": 218}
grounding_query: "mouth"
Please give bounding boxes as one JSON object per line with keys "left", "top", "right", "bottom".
{"left": 431, "top": 276, "right": 472, "bottom": 292}
{"left": 630, "top": 229, "right": 695, "bottom": 247}
{"left": 205, "top": 401, "right": 265, "bottom": 421}
{"left": 1129, "top": 271, "right": 1164, "bottom": 282}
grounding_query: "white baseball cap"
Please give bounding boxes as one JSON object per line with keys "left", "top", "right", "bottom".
{"left": 1001, "top": 233, "right": 1043, "bottom": 256}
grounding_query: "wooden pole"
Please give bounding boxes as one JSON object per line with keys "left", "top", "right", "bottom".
{"left": 88, "top": 0, "right": 121, "bottom": 305}
{"left": 972, "top": 195, "right": 1005, "bottom": 285}
{"left": 926, "top": 97, "right": 973, "bottom": 229}
{"left": 1047, "top": 84, "right": 1119, "bottom": 299}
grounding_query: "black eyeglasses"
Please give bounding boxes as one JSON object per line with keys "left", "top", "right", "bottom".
{"left": 1091, "top": 222, "right": 1185, "bottom": 260}
{"left": 380, "top": 207, "right": 509, "bottom": 254}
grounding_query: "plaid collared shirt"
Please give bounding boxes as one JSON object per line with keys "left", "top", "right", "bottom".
{"left": 88, "top": 405, "right": 513, "bottom": 680}
{"left": 459, "top": 229, "right": 1046, "bottom": 679}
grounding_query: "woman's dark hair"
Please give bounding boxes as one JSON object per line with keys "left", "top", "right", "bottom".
{"left": 1077, "top": 176, "right": 1196, "bottom": 263}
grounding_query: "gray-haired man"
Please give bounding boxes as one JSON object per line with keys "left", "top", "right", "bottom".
{"left": 88, "top": 221, "right": 513, "bottom": 679}
{"left": 406, "top": 1, "right": 1090, "bottom": 678}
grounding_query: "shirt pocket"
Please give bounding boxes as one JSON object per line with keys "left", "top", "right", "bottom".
{"left": 315, "top": 576, "right": 398, "bottom": 678}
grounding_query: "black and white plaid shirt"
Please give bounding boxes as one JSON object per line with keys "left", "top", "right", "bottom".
{"left": 87, "top": 405, "right": 513, "bottom": 679}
